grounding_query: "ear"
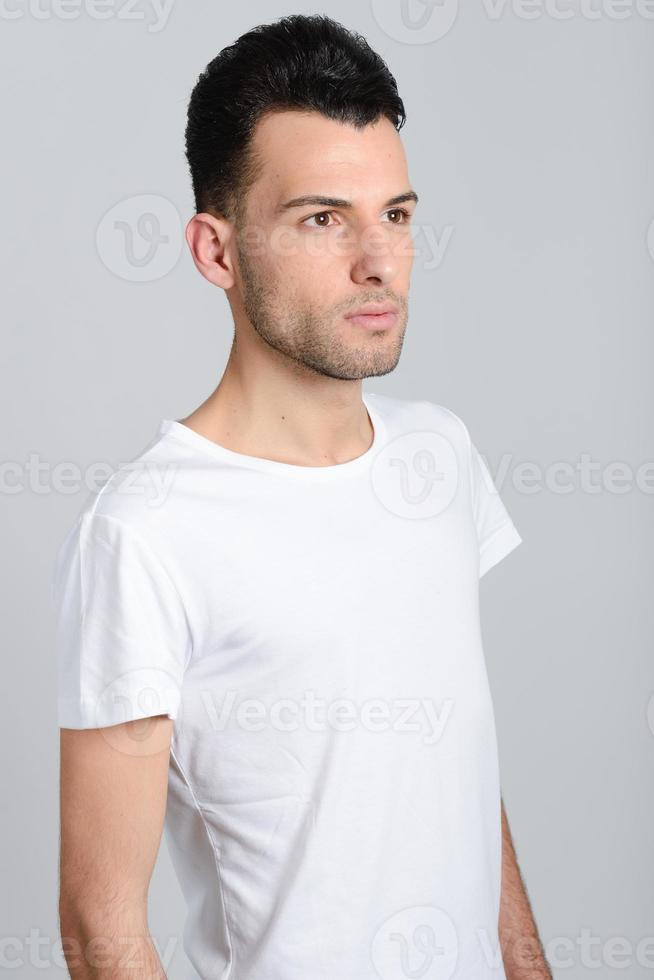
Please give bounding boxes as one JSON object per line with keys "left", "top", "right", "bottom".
{"left": 185, "top": 212, "right": 237, "bottom": 290}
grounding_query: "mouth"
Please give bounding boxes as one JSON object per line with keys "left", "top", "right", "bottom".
{"left": 344, "top": 306, "right": 400, "bottom": 331}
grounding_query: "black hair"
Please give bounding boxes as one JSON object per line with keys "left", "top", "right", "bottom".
{"left": 184, "top": 13, "right": 406, "bottom": 222}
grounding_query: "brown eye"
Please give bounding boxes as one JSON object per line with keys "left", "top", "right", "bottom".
{"left": 303, "top": 211, "right": 334, "bottom": 228}
{"left": 386, "top": 208, "right": 410, "bottom": 224}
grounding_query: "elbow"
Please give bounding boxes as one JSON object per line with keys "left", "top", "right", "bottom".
{"left": 58, "top": 887, "right": 151, "bottom": 979}
{"left": 58, "top": 881, "right": 149, "bottom": 941}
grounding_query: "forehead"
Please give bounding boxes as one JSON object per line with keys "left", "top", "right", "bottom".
{"left": 248, "top": 110, "right": 409, "bottom": 207}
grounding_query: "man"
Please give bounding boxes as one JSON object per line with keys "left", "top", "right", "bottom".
{"left": 53, "top": 14, "right": 551, "bottom": 980}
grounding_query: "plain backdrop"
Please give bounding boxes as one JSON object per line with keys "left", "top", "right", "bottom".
{"left": 2, "top": 1, "right": 653, "bottom": 977}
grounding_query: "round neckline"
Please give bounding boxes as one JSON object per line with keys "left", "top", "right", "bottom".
{"left": 157, "top": 392, "right": 386, "bottom": 481}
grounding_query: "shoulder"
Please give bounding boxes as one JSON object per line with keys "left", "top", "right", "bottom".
{"left": 364, "top": 390, "right": 472, "bottom": 453}
{"left": 51, "top": 423, "right": 183, "bottom": 581}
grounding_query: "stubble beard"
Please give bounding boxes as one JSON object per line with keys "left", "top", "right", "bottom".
{"left": 236, "top": 244, "right": 407, "bottom": 381}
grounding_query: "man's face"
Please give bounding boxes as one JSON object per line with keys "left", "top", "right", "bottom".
{"left": 230, "top": 111, "right": 416, "bottom": 381}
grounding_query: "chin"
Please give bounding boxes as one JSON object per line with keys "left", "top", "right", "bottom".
{"left": 329, "top": 354, "right": 403, "bottom": 381}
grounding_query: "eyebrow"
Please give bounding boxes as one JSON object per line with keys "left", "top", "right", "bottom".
{"left": 277, "top": 190, "right": 419, "bottom": 213}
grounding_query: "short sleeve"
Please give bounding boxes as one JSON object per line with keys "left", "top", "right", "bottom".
{"left": 469, "top": 439, "right": 522, "bottom": 578}
{"left": 51, "top": 511, "right": 192, "bottom": 729}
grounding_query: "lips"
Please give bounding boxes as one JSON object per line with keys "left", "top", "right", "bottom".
{"left": 345, "top": 304, "right": 399, "bottom": 318}
{"left": 345, "top": 311, "right": 398, "bottom": 330}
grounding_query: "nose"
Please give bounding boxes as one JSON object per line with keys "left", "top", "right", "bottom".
{"left": 350, "top": 226, "right": 401, "bottom": 286}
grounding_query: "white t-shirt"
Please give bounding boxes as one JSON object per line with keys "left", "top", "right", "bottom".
{"left": 52, "top": 391, "right": 522, "bottom": 980}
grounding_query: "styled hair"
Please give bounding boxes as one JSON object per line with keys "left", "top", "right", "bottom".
{"left": 184, "top": 14, "right": 407, "bottom": 222}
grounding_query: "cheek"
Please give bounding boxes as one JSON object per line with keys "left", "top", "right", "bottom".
{"left": 294, "top": 227, "right": 363, "bottom": 268}
{"left": 267, "top": 232, "right": 328, "bottom": 277}
{"left": 304, "top": 233, "right": 347, "bottom": 270}
{"left": 269, "top": 235, "right": 351, "bottom": 299}
{"left": 393, "top": 229, "right": 416, "bottom": 265}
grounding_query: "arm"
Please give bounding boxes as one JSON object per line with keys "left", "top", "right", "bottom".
{"left": 499, "top": 798, "right": 553, "bottom": 980}
{"left": 59, "top": 715, "right": 174, "bottom": 979}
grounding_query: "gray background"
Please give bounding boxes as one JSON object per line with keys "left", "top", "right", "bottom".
{"left": 2, "top": 1, "right": 653, "bottom": 977}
